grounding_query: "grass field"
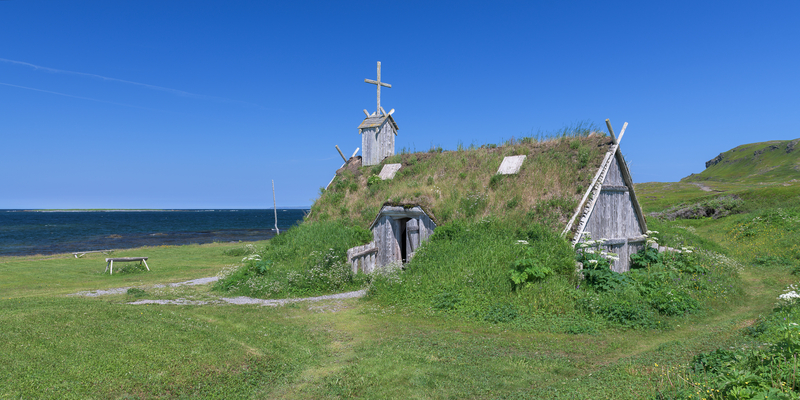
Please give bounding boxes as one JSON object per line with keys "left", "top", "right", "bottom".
{"left": 2, "top": 211, "right": 798, "bottom": 399}
{"left": 3, "top": 137, "right": 800, "bottom": 398}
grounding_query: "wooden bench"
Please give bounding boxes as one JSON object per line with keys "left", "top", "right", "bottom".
{"left": 105, "top": 257, "right": 149, "bottom": 275}
{"left": 73, "top": 250, "right": 112, "bottom": 258}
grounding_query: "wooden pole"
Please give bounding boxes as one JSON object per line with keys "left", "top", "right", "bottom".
{"left": 272, "top": 180, "right": 279, "bottom": 235}
{"left": 335, "top": 145, "right": 348, "bottom": 162}
{"left": 616, "top": 122, "right": 628, "bottom": 144}
{"left": 605, "top": 119, "right": 617, "bottom": 144}
{"left": 377, "top": 61, "right": 381, "bottom": 114}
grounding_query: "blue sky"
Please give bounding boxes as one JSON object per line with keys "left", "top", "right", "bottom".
{"left": 1, "top": 1, "right": 798, "bottom": 209}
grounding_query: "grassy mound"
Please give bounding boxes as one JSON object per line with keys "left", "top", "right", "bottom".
{"left": 309, "top": 133, "right": 612, "bottom": 230}
{"left": 366, "top": 216, "right": 742, "bottom": 332}
{"left": 214, "top": 221, "right": 372, "bottom": 298}
{"left": 366, "top": 218, "right": 577, "bottom": 323}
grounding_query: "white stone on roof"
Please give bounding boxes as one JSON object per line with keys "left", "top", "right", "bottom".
{"left": 379, "top": 163, "right": 402, "bottom": 180}
{"left": 497, "top": 155, "right": 526, "bottom": 175}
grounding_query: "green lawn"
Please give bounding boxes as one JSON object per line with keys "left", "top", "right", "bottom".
{"left": 3, "top": 179, "right": 800, "bottom": 399}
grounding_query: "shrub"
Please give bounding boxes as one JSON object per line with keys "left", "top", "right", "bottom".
{"left": 508, "top": 258, "right": 553, "bottom": 290}
{"left": 593, "top": 291, "right": 660, "bottom": 329}
{"left": 629, "top": 246, "right": 662, "bottom": 269}
{"left": 647, "top": 288, "right": 699, "bottom": 316}
{"left": 367, "top": 175, "right": 382, "bottom": 187}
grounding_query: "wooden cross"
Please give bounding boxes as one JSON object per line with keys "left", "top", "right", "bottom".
{"left": 364, "top": 61, "right": 391, "bottom": 115}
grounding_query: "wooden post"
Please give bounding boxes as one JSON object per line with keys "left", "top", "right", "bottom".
{"left": 616, "top": 122, "right": 628, "bottom": 144}
{"left": 335, "top": 145, "right": 348, "bottom": 162}
{"left": 605, "top": 119, "right": 617, "bottom": 144}
{"left": 272, "top": 180, "right": 279, "bottom": 235}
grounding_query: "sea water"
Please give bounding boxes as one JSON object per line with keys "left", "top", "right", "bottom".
{"left": 0, "top": 209, "right": 307, "bottom": 256}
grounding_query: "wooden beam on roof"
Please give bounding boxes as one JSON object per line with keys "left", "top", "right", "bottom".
{"left": 363, "top": 109, "right": 370, "bottom": 117}
{"left": 605, "top": 119, "right": 617, "bottom": 144}
{"left": 335, "top": 145, "right": 347, "bottom": 162}
{"left": 617, "top": 122, "right": 628, "bottom": 144}
{"left": 615, "top": 150, "right": 648, "bottom": 234}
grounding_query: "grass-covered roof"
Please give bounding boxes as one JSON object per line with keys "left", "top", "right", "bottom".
{"left": 309, "top": 134, "right": 616, "bottom": 232}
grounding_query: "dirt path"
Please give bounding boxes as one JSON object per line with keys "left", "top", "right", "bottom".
{"left": 69, "top": 276, "right": 221, "bottom": 297}
{"left": 69, "top": 276, "right": 366, "bottom": 306}
{"left": 690, "top": 182, "right": 714, "bottom": 192}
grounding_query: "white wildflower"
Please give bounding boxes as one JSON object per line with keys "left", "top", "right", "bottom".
{"left": 779, "top": 291, "right": 800, "bottom": 301}
{"left": 588, "top": 259, "right": 598, "bottom": 264}
{"left": 516, "top": 240, "right": 529, "bottom": 245}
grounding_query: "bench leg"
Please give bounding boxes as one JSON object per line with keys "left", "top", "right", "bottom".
{"left": 142, "top": 260, "right": 150, "bottom": 271}
{"left": 110, "top": 260, "right": 113, "bottom": 275}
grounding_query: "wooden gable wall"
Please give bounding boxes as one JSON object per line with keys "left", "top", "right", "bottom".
{"left": 361, "top": 120, "right": 396, "bottom": 166}
{"left": 582, "top": 155, "right": 647, "bottom": 272}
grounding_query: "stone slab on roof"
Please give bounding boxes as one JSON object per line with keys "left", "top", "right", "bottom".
{"left": 379, "top": 163, "right": 402, "bottom": 180}
{"left": 497, "top": 155, "right": 526, "bottom": 175}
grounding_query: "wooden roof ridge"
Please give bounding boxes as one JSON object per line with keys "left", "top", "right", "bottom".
{"left": 561, "top": 120, "right": 647, "bottom": 243}
{"left": 358, "top": 113, "right": 399, "bottom": 132}
{"left": 367, "top": 202, "right": 437, "bottom": 230}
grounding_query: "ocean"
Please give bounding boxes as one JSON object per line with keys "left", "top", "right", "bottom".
{"left": 0, "top": 209, "right": 307, "bottom": 257}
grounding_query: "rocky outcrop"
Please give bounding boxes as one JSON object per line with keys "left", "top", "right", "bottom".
{"left": 705, "top": 153, "right": 724, "bottom": 168}
{"left": 787, "top": 139, "right": 800, "bottom": 154}
{"left": 754, "top": 145, "right": 780, "bottom": 157}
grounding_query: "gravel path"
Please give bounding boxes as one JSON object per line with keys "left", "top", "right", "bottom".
{"left": 128, "top": 290, "right": 367, "bottom": 306}
{"left": 69, "top": 276, "right": 366, "bottom": 306}
{"left": 69, "top": 276, "right": 220, "bottom": 297}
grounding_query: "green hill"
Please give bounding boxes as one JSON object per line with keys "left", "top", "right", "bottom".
{"left": 636, "top": 138, "right": 800, "bottom": 212}
{"left": 683, "top": 138, "right": 800, "bottom": 184}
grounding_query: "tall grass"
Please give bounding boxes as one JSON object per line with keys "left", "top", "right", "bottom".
{"left": 213, "top": 221, "right": 372, "bottom": 298}
{"left": 367, "top": 218, "right": 581, "bottom": 327}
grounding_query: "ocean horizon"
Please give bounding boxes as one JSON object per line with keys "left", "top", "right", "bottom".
{"left": 0, "top": 209, "right": 308, "bottom": 257}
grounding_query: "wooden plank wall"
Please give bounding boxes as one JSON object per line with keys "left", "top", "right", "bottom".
{"left": 360, "top": 121, "right": 396, "bottom": 166}
{"left": 378, "top": 122, "right": 395, "bottom": 162}
{"left": 361, "top": 127, "right": 378, "bottom": 166}
{"left": 583, "top": 156, "right": 646, "bottom": 272}
{"left": 351, "top": 206, "right": 437, "bottom": 273}
{"left": 347, "top": 241, "right": 378, "bottom": 274}
{"left": 374, "top": 215, "right": 402, "bottom": 267}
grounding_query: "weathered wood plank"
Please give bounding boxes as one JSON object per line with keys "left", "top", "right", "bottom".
{"left": 73, "top": 250, "right": 111, "bottom": 258}
{"left": 335, "top": 145, "right": 347, "bottom": 162}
